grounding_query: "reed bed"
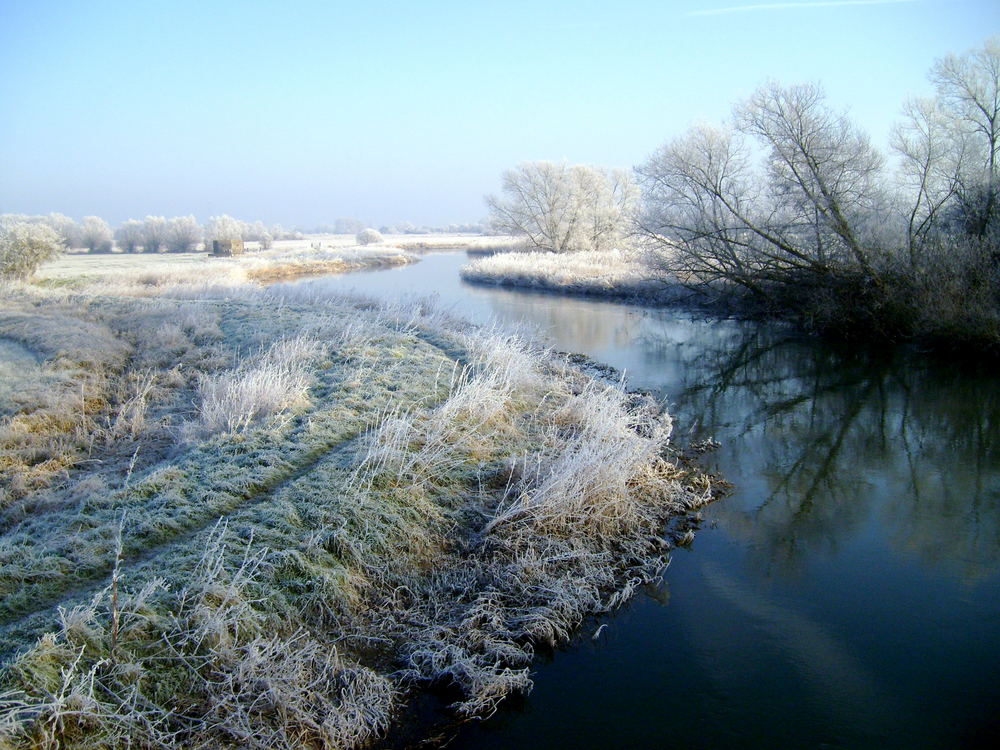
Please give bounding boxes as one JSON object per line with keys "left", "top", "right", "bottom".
{"left": 461, "top": 247, "right": 686, "bottom": 302}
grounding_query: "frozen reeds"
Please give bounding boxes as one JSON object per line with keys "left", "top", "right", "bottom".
{"left": 461, "top": 247, "right": 679, "bottom": 301}
{"left": 339, "top": 326, "right": 711, "bottom": 722}
{"left": 488, "top": 379, "right": 676, "bottom": 535}
{"left": 352, "top": 328, "right": 547, "bottom": 492}
{"left": 1, "top": 524, "right": 395, "bottom": 750}
{"left": 194, "top": 336, "right": 324, "bottom": 435}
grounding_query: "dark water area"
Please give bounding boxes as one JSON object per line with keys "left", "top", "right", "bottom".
{"left": 282, "top": 253, "right": 1000, "bottom": 749}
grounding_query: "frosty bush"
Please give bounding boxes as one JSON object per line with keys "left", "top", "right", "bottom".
{"left": 0, "top": 220, "right": 63, "bottom": 278}
{"left": 356, "top": 228, "right": 384, "bottom": 246}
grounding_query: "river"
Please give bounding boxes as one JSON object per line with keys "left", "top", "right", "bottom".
{"left": 281, "top": 251, "right": 1000, "bottom": 749}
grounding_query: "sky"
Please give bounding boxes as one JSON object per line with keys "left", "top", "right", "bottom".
{"left": 1, "top": 0, "right": 998, "bottom": 228}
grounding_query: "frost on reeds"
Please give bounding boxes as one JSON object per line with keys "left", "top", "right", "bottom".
{"left": 461, "top": 247, "right": 679, "bottom": 300}
{"left": 194, "top": 336, "right": 324, "bottom": 435}
{"left": 352, "top": 328, "right": 546, "bottom": 491}
{"left": 0, "top": 524, "right": 394, "bottom": 750}
{"left": 344, "top": 328, "right": 713, "bottom": 720}
{"left": 488, "top": 379, "right": 675, "bottom": 536}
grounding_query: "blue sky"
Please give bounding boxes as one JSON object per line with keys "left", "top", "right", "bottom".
{"left": 1, "top": 0, "right": 997, "bottom": 227}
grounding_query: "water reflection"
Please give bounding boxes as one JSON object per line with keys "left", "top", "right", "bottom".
{"left": 633, "top": 320, "right": 1000, "bottom": 584}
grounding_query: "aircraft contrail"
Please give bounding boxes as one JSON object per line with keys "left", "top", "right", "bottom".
{"left": 688, "top": 0, "right": 916, "bottom": 17}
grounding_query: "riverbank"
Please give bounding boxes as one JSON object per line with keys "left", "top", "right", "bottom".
{"left": 461, "top": 248, "right": 689, "bottom": 304}
{"left": 461, "top": 247, "right": 1000, "bottom": 355}
{"left": 0, "top": 258, "right": 718, "bottom": 748}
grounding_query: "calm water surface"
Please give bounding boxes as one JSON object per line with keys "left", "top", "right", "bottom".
{"left": 284, "top": 252, "right": 1000, "bottom": 749}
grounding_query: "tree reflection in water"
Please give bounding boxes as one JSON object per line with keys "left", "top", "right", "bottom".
{"left": 637, "top": 318, "right": 1000, "bottom": 583}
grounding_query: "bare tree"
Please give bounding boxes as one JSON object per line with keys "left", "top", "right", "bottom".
{"left": 636, "top": 124, "right": 777, "bottom": 297}
{"left": 638, "top": 83, "right": 889, "bottom": 300}
{"left": 41, "top": 213, "right": 80, "bottom": 248}
{"left": 931, "top": 36, "right": 1000, "bottom": 237}
{"left": 575, "top": 166, "right": 639, "bottom": 252}
{"left": 165, "top": 215, "right": 202, "bottom": 253}
{"left": 891, "top": 97, "right": 968, "bottom": 261}
{"left": 142, "top": 216, "right": 167, "bottom": 252}
{"left": 487, "top": 162, "right": 636, "bottom": 253}
{"left": 735, "top": 82, "right": 887, "bottom": 281}
{"left": 80, "top": 215, "right": 114, "bottom": 253}
{"left": 932, "top": 36, "right": 1000, "bottom": 180}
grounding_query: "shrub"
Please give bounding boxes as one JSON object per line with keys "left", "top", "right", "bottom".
{"left": 0, "top": 221, "right": 63, "bottom": 279}
{"left": 356, "top": 228, "right": 384, "bottom": 246}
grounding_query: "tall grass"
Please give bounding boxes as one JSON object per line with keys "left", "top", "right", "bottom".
{"left": 194, "top": 336, "right": 324, "bottom": 435}
{"left": 0, "top": 524, "right": 395, "bottom": 749}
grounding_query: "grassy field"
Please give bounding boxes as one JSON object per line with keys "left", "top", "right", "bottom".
{"left": 0, "top": 246, "right": 718, "bottom": 748}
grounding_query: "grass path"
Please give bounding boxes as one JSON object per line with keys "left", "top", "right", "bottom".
{"left": 0, "top": 296, "right": 457, "bottom": 654}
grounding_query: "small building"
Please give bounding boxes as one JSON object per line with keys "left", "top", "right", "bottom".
{"left": 211, "top": 239, "right": 244, "bottom": 256}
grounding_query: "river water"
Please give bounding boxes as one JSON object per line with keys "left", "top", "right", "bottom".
{"left": 283, "top": 252, "right": 1000, "bottom": 749}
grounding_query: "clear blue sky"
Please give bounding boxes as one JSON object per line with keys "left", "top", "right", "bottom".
{"left": 1, "top": 0, "right": 997, "bottom": 227}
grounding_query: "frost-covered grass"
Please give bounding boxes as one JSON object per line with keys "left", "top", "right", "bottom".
{"left": 0, "top": 262, "right": 721, "bottom": 747}
{"left": 193, "top": 336, "right": 326, "bottom": 436}
{"left": 461, "top": 247, "right": 687, "bottom": 302}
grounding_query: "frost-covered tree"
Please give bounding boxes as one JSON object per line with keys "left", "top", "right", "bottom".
{"left": 142, "top": 216, "right": 168, "bottom": 252}
{"left": 574, "top": 166, "right": 639, "bottom": 252}
{"left": 931, "top": 36, "right": 1000, "bottom": 237}
{"left": 243, "top": 220, "right": 269, "bottom": 242}
{"left": 165, "top": 215, "right": 202, "bottom": 253}
{"left": 41, "top": 213, "right": 80, "bottom": 248}
{"left": 206, "top": 214, "right": 246, "bottom": 242}
{"left": 932, "top": 36, "right": 1000, "bottom": 181}
{"left": 115, "top": 219, "right": 144, "bottom": 253}
{"left": 735, "top": 82, "right": 888, "bottom": 279}
{"left": 637, "top": 83, "right": 889, "bottom": 297}
{"left": 356, "top": 228, "right": 383, "bottom": 245}
{"left": 80, "top": 216, "right": 113, "bottom": 253}
{"left": 486, "top": 162, "right": 637, "bottom": 253}
{"left": 0, "top": 220, "right": 63, "bottom": 278}
{"left": 891, "top": 98, "right": 968, "bottom": 259}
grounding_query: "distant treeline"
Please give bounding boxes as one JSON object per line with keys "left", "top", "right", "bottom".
{"left": 308, "top": 218, "right": 491, "bottom": 236}
{"left": 0, "top": 214, "right": 304, "bottom": 253}
{"left": 0, "top": 214, "right": 493, "bottom": 255}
